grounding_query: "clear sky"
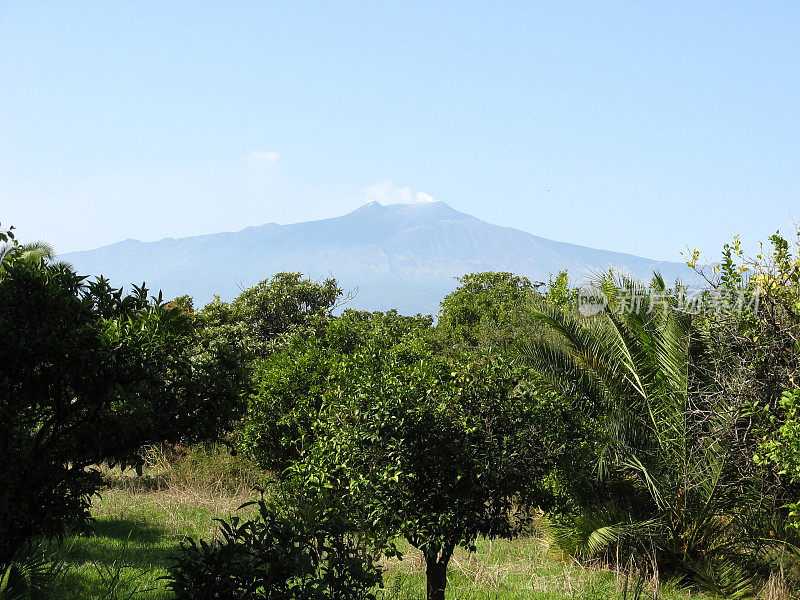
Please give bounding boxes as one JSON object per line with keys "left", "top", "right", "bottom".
{"left": 1, "top": 2, "right": 798, "bottom": 261}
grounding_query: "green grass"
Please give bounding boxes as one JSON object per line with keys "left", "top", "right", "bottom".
{"left": 55, "top": 486, "right": 250, "bottom": 599}
{"left": 49, "top": 484, "right": 712, "bottom": 600}
{"left": 379, "top": 538, "right": 704, "bottom": 600}
{"left": 45, "top": 448, "right": 713, "bottom": 599}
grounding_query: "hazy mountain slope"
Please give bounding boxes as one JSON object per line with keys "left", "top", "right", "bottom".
{"left": 62, "top": 201, "right": 696, "bottom": 315}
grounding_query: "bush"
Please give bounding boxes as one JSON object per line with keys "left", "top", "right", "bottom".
{"left": 166, "top": 492, "right": 382, "bottom": 600}
{"left": 199, "top": 272, "right": 343, "bottom": 361}
{"left": 438, "top": 271, "right": 539, "bottom": 349}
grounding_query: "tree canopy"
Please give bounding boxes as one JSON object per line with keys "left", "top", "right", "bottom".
{"left": 282, "top": 335, "right": 553, "bottom": 600}
{"left": 0, "top": 251, "right": 247, "bottom": 569}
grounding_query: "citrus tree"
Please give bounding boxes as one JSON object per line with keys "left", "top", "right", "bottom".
{"left": 243, "top": 309, "right": 432, "bottom": 474}
{"left": 438, "top": 271, "right": 540, "bottom": 348}
{"left": 293, "top": 337, "right": 553, "bottom": 600}
{"left": 199, "top": 272, "right": 343, "bottom": 360}
{"left": 0, "top": 244, "right": 247, "bottom": 569}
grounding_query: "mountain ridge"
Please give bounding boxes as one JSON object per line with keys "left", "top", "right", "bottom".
{"left": 62, "top": 201, "right": 697, "bottom": 315}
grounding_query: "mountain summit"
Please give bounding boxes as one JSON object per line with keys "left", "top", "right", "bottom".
{"left": 62, "top": 202, "right": 695, "bottom": 315}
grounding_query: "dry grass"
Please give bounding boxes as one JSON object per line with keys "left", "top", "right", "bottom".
{"left": 100, "top": 443, "right": 261, "bottom": 498}
{"left": 756, "top": 569, "right": 794, "bottom": 600}
{"left": 94, "top": 443, "right": 263, "bottom": 539}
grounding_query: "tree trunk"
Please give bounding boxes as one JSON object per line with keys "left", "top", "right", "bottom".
{"left": 425, "top": 553, "right": 449, "bottom": 600}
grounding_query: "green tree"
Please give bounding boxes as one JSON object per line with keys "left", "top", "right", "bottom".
{"left": 294, "top": 338, "right": 553, "bottom": 600}
{"left": 199, "top": 272, "right": 343, "bottom": 360}
{"left": 243, "top": 310, "right": 432, "bottom": 474}
{"left": 0, "top": 252, "right": 247, "bottom": 570}
{"left": 438, "top": 272, "right": 539, "bottom": 348}
{"left": 438, "top": 271, "right": 595, "bottom": 514}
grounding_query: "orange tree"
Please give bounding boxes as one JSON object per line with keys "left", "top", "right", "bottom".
{"left": 289, "top": 336, "right": 556, "bottom": 600}
{"left": 242, "top": 309, "right": 432, "bottom": 475}
{"left": 0, "top": 241, "right": 247, "bottom": 570}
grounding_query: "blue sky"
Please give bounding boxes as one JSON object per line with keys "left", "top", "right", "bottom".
{"left": 1, "top": 2, "right": 798, "bottom": 261}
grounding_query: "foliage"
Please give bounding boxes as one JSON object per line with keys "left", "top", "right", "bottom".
{"left": 291, "top": 336, "right": 554, "bottom": 600}
{"left": 757, "top": 390, "right": 800, "bottom": 482}
{"left": 520, "top": 273, "right": 772, "bottom": 596}
{"left": 543, "top": 270, "right": 576, "bottom": 309}
{"left": 166, "top": 490, "right": 382, "bottom": 600}
{"left": 199, "top": 272, "right": 343, "bottom": 360}
{"left": 165, "top": 294, "right": 195, "bottom": 316}
{"left": 438, "top": 272, "right": 540, "bottom": 348}
{"left": 756, "top": 388, "right": 800, "bottom": 535}
{"left": 0, "top": 542, "right": 63, "bottom": 600}
{"left": 686, "top": 229, "right": 800, "bottom": 420}
{"left": 0, "top": 223, "right": 14, "bottom": 245}
{"left": 439, "top": 271, "right": 596, "bottom": 515}
{"left": 688, "top": 229, "right": 800, "bottom": 534}
{"left": 245, "top": 298, "right": 591, "bottom": 599}
{"left": 0, "top": 223, "right": 17, "bottom": 266}
{"left": 0, "top": 250, "right": 247, "bottom": 570}
{"left": 244, "top": 337, "right": 337, "bottom": 474}
{"left": 242, "top": 310, "right": 432, "bottom": 474}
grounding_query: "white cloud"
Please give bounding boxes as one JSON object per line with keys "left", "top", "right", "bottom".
{"left": 248, "top": 150, "right": 280, "bottom": 163}
{"left": 363, "top": 180, "right": 436, "bottom": 205}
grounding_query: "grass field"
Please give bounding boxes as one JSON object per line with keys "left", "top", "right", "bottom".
{"left": 45, "top": 448, "right": 713, "bottom": 600}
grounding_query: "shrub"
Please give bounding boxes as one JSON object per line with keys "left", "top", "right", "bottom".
{"left": 199, "top": 272, "right": 343, "bottom": 361}
{"left": 166, "top": 492, "right": 382, "bottom": 600}
{"left": 0, "top": 541, "right": 64, "bottom": 600}
{"left": 438, "top": 271, "right": 539, "bottom": 349}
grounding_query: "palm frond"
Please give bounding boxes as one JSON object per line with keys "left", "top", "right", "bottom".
{"left": 0, "top": 542, "right": 64, "bottom": 600}
{"left": 542, "top": 508, "right": 659, "bottom": 559}
{"left": 686, "top": 556, "right": 754, "bottom": 599}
